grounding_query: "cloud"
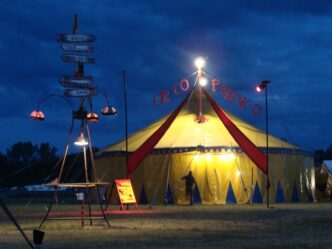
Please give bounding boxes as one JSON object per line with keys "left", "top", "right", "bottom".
{"left": 0, "top": 1, "right": 331, "bottom": 152}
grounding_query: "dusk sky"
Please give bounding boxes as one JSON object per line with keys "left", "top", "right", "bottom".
{"left": 0, "top": 1, "right": 331, "bottom": 154}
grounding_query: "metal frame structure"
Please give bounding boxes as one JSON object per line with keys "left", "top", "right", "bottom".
{"left": 37, "top": 15, "right": 113, "bottom": 228}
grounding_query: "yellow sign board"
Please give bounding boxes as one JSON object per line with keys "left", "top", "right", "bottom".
{"left": 115, "top": 179, "right": 138, "bottom": 209}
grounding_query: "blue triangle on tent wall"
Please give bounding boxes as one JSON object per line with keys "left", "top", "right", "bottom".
{"left": 139, "top": 185, "right": 149, "bottom": 205}
{"left": 276, "top": 180, "right": 285, "bottom": 203}
{"left": 164, "top": 185, "right": 174, "bottom": 204}
{"left": 291, "top": 181, "right": 299, "bottom": 202}
{"left": 226, "top": 182, "right": 237, "bottom": 204}
{"left": 193, "top": 184, "right": 202, "bottom": 204}
{"left": 253, "top": 181, "right": 263, "bottom": 203}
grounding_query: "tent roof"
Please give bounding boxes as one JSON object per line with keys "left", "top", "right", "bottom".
{"left": 100, "top": 90, "right": 297, "bottom": 153}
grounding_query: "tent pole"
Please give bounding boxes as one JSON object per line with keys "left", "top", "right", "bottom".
{"left": 265, "top": 85, "right": 270, "bottom": 209}
{"left": 123, "top": 70, "right": 129, "bottom": 171}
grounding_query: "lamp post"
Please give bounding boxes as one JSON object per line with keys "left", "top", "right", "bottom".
{"left": 256, "top": 80, "right": 271, "bottom": 208}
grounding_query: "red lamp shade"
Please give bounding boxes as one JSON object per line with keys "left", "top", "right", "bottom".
{"left": 101, "top": 105, "right": 117, "bottom": 116}
{"left": 30, "top": 110, "right": 45, "bottom": 121}
{"left": 86, "top": 112, "right": 99, "bottom": 122}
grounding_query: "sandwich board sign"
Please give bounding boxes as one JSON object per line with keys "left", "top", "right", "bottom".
{"left": 114, "top": 179, "right": 138, "bottom": 210}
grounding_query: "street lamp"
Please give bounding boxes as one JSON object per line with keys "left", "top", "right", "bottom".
{"left": 256, "top": 80, "right": 271, "bottom": 208}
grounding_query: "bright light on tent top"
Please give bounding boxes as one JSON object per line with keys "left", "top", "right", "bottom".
{"left": 195, "top": 57, "right": 206, "bottom": 70}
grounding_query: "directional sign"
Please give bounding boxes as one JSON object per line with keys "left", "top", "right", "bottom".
{"left": 57, "top": 34, "right": 96, "bottom": 42}
{"left": 61, "top": 44, "right": 94, "bottom": 52}
{"left": 61, "top": 54, "right": 95, "bottom": 64}
{"left": 64, "top": 89, "right": 97, "bottom": 97}
{"left": 59, "top": 75, "right": 95, "bottom": 88}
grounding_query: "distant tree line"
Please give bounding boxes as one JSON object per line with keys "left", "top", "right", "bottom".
{"left": 0, "top": 141, "right": 331, "bottom": 187}
{"left": 0, "top": 141, "right": 99, "bottom": 187}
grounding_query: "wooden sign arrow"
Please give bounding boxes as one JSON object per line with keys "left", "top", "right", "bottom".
{"left": 64, "top": 88, "right": 97, "bottom": 97}
{"left": 57, "top": 34, "right": 96, "bottom": 42}
{"left": 61, "top": 44, "right": 94, "bottom": 52}
{"left": 59, "top": 75, "right": 95, "bottom": 88}
{"left": 61, "top": 54, "right": 95, "bottom": 64}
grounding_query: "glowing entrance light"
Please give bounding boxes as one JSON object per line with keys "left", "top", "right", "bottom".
{"left": 193, "top": 154, "right": 200, "bottom": 161}
{"left": 219, "top": 152, "right": 236, "bottom": 162}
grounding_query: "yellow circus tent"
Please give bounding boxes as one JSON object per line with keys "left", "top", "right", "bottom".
{"left": 95, "top": 87, "right": 315, "bottom": 205}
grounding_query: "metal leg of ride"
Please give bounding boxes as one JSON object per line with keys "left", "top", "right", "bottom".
{"left": 87, "top": 188, "right": 93, "bottom": 226}
{"left": 39, "top": 197, "right": 55, "bottom": 229}
{"left": 96, "top": 186, "right": 111, "bottom": 228}
{"left": 104, "top": 181, "right": 114, "bottom": 211}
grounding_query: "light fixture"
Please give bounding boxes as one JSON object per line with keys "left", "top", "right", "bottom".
{"left": 199, "top": 77, "right": 208, "bottom": 87}
{"left": 30, "top": 110, "right": 45, "bottom": 121}
{"left": 255, "top": 79, "right": 272, "bottom": 208}
{"left": 219, "top": 152, "right": 236, "bottom": 162}
{"left": 101, "top": 105, "right": 118, "bottom": 116}
{"left": 256, "top": 80, "right": 271, "bottom": 92}
{"left": 193, "top": 154, "right": 200, "bottom": 161}
{"left": 86, "top": 112, "right": 99, "bottom": 122}
{"left": 195, "top": 57, "right": 206, "bottom": 70}
{"left": 74, "top": 132, "right": 88, "bottom": 146}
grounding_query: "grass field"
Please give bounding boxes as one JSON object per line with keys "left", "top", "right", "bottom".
{"left": 0, "top": 199, "right": 331, "bottom": 249}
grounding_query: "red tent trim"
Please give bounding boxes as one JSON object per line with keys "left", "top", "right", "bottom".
{"left": 127, "top": 92, "right": 191, "bottom": 177}
{"left": 203, "top": 89, "right": 268, "bottom": 174}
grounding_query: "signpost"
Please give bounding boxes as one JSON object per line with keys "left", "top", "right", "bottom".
{"left": 61, "top": 43, "right": 93, "bottom": 52}
{"left": 59, "top": 75, "right": 94, "bottom": 88}
{"left": 57, "top": 34, "right": 96, "bottom": 42}
{"left": 61, "top": 54, "right": 95, "bottom": 64}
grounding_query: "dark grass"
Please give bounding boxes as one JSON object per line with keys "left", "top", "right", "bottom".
{"left": 0, "top": 198, "right": 331, "bottom": 249}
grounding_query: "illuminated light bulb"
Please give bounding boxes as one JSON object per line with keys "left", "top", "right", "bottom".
{"left": 205, "top": 154, "right": 211, "bottom": 161}
{"left": 236, "top": 170, "right": 241, "bottom": 176}
{"left": 219, "top": 152, "right": 236, "bottom": 162}
{"left": 74, "top": 132, "right": 88, "bottom": 146}
{"left": 256, "top": 86, "right": 262, "bottom": 92}
{"left": 199, "top": 77, "right": 208, "bottom": 86}
{"left": 195, "top": 57, "right": 206, "bottom": 70}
